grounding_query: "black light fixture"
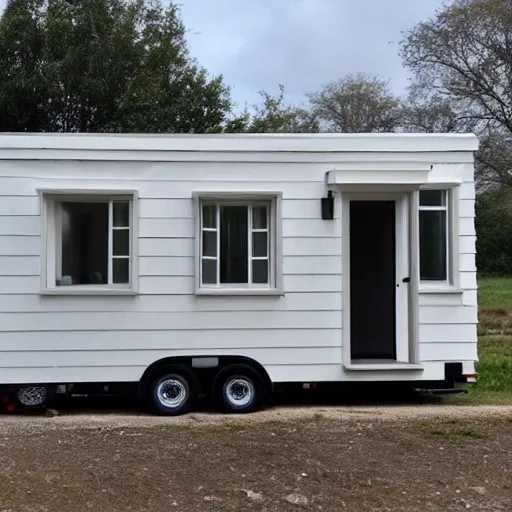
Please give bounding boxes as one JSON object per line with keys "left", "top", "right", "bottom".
{"left": 321, "top": 190, "right": 334, "bottom": 220}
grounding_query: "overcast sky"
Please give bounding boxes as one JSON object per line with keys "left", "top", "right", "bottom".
{"left": 0, "top": 0, "right": 446, "bottom": 109}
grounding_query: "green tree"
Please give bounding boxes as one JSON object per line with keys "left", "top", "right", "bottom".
{"left": 400, "top": 0, "right": 512, "bottom": 188}
{"left": 241, "top": 85, "right": 319, "bottom": 133}
{"left": 476, "top": 187, "right": 512, "bottom": 275}
{"left": 0, "top": 0, "right": 233, "bottom": 133}
{"left": 308, "top": 73, "right": 402, "bottom": 132}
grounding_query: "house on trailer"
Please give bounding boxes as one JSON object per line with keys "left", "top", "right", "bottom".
{"left": 0, "top": 133, "right": 479, "bottom": 414}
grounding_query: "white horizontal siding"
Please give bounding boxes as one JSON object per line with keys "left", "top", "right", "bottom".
{"left": 462, "top": 290, "right": 478, "bottom": 307}
{"left": 0, "top": 197, "right": 40, "bottom": 216}
{"left": 420, "top": 324, "right": 477, "bottom": 343}
{"left": 0, "top": 311, "right": 341, "bottom": 332}
{"left": 139, "top": 198, "right": 330, "bottom": 220}
{"left": 419, "top": 293, "right": 463, "bottom": 307}
{"left": 460, "top": 253, "right": 476, "bottom": 272}
{"left": 0, "top": 292, "right": 343, "bottom": 313}
{"left": 0, "top": 216, "right": 40, "bottom": 236}
{"left": 0, "top": 347, "right": 341, "bottom": 368}
{"left": 0, "top": 177, "right": 329, "bottom": 200}
{"left": 420, "top": 343, "right": 477, "bottom": 362}
{"left": 0, "top": 236, "right": 40, "bottom": 256}
{"left": 138, "top": 275, "right": 343, "bottom": 294}
{"left": 419, "top": 306, "right": 477, "bottom": 324}
{"left": 459, "top": 217, "right": 476, "bottom": 236}
{"left": 459, "top": 236, "right": 476, "bottom": 254}
{"left": 283, "top": 238, "right": 341, "bottom": 256}
{"left": 0, "top": 276, "right": 40, "bottom": 294}
{"left": 283, "top": 256, "right": 341, "bottom": 275}
{"left": 0, "top": 329, "right": 339, "bottom": 353}
{"left": 139, "top": 238, "right": 194, "bottom": 257}
{"left": 0, "top": 256, "right": 40, "bottom": 276}
{"left": 459, "top": 199, "right": 475, "bottom": 218}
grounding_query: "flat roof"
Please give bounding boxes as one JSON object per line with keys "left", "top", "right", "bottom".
{"left": 0, "top": 132, "right": 479, "bottom": 154}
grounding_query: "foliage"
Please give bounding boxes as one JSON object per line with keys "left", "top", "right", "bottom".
{"left": 308, "top": 73, "right": 403, "bottom": 132}
{"left": 400, "top": 0, "right": 512, "bottom": 189}
{"left": 225, "top": 85, "right": 319, "bottom": 134}
{"left": 476, "top": 188, "right": 512, "bottom": 275}
{"left": 0, "top": 0, "right": 232, "bottom": 133}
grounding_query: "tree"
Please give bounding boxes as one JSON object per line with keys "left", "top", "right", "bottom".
{"left": 242, "top": 85, "right": 319, "bottom": 133}
{"left": 0, "top": 0, "right": 233, "bottom": 133}
{"left": 400, "top": 0, "right": 512, "bottom": 188}
{"left": 307, "top": 73, "right": 402, "bottom": 132}
{"left": 476, "top": 187, "right": 512, "bottom": 275}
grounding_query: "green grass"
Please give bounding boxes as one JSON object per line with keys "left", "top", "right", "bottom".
{"left": 477, "top": 277, "right": 512, "bottom": 308}
{"left": 455, "top": 277, "right": 512, "bottom": 404}
{"left": 412, "top": 420, "right": 490, "bottom": 440}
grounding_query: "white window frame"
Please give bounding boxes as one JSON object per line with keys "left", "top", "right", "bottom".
{"left": 39, "top": 189, "right": 139, "bottom": 295}
{"left": 193, "top": 191, "right": 283, "bottom": 296}
{"left": 418, "top": 185, "right": 460, "bottom": 292}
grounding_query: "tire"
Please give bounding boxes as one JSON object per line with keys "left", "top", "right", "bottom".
{"left": 213, "top": 364, "right": 266, "bottom": 414}
{"left": 16, "top": 386, "right": 49, "bottom": 408}
{"left": 148, "top": 365, "right": 198, "bottom": 416}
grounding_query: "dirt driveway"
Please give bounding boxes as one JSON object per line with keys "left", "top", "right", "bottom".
{"left": 0, "top": 405, "right": 511, "bottom": 511}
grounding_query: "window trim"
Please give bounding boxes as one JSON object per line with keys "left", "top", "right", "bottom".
{"left": 39, "top": 188, "right": 139, "bottom": 296}
{"left": 193, "top": 191, "right": 283, "bottom": 296}
{"left": 418, "top": 185, "right": 460, "bottom": 292}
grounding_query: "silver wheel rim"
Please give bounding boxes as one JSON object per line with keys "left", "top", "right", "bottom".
{"left": 225, "top": 377, "right": 254, "bottom": 408}
{"left": 17, "top": 386, "right": 47, "bottom": 407}
{"left": 156, "top": 377, "right": 188, "bottom": 409}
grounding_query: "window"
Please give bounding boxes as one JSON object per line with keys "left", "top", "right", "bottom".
{"left": 419, "top": 189, "right": 449, "bottom": 282}
{"left": 196, "top": 195, "right": 281, "bottom": 293}
{"left": 42, "top": 193, "right": 136, "bottom": 293}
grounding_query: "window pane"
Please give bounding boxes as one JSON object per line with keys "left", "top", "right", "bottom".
{"left": 202, "top": 258, "right": 217, "bottom": 284}
{"left": 202, "top": 205, "right": 216, "bottom": 229}
{"left": 252, "top": 206, "right": 267, "bottom": 229}
{"left": 252, "top": 232, "right": 267, "bottom": 257}
{"left": 60, "top": 202, "right": 108, "bottom": 285}
{"left": 113, "top": 229, "right": 130, "bottom": 256}
{"left": 202, "top": 231, "right": 217, "bottom": 257}
{"left": 420, "top": 190, "right": 446, "bottom": 207}
{"left": 113, "top": 201, "right": 130, "bottom": 227}
{"left": 220, "top": 205, "right": 248, "bottom": 283}
{"left": 252, "top": 260, "right": 268, "bottom": 284}
{"left": 113, "top": 258, "right": 129, "bottom": 283}
{"left": 420, "top": 210, "right": 447, "bottom": 280}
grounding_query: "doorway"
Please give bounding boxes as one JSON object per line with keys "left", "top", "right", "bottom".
{"left": 345, "top": 193, "right": 410, "bottom": 364}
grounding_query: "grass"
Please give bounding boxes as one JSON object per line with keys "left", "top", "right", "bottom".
{"left": 412, "top": 420, "right": 490, "bottom": 440}
{"left": 457, "top": 277, "right": 512, "bottom": 404}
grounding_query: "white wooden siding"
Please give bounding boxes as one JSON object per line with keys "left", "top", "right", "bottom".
{"left": 0, "top": 155, "right": 478, "bottom": 384}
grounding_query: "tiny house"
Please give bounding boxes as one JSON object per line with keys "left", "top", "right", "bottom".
{"left": 0, "top": 133, "right": 479, "bottom": 414}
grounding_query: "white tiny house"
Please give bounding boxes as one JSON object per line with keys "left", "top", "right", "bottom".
{"left": 0, "top": 133, "right": 479, "bottom": 414}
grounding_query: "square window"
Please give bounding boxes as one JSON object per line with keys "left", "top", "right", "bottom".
{"left": 44, "top": 193, "right": 135, "bottom": 292}
{"left": 197, "top": 197, "right": 278, "bottom": 290}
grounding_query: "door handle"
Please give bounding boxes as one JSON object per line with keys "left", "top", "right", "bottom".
{"left": 402, "top": 277, "right": 410, "bottom": 283}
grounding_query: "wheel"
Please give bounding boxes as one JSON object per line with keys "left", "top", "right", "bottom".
{"left": 16, "top": 386, "right": 49, "bottom": 408}
{"left": 213, "top": 365, "right": 266, "bottom": 414}
{"left": 148, "top": 366, "right": 198, "bottom": 416}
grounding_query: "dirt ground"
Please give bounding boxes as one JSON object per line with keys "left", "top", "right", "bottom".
{"left": 0, "top": 405, "right": 511, "bottom": 512}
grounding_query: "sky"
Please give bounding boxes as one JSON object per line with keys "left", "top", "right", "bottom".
{"left": 0, "top": 0, "right": 447, "bottom": 109}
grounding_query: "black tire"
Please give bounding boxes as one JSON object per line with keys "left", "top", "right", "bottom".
{"left": 213, "top": 364, "right": 266, "bottom": 414}
{"left": 148, "top": 365, "right": 198, "bottom": 416}
{"left": 15, "top": 385, "right": 51, "bottom": 409}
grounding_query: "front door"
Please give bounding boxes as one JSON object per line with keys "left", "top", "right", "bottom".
{"left": 347, "top": 195, "right": 409, "bottom": 362}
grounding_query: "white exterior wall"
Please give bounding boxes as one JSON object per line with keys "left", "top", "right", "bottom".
{"left": 0, "top": 135, "right": 478, "bottom": 385}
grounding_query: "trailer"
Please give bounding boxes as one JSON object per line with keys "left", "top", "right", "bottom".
{"left": 0, "top": 132, "right": 479, "bottom": 414}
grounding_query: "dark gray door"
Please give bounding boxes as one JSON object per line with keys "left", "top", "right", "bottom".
{"left": 350, "top": 201, "right": 396, "bottom": 360}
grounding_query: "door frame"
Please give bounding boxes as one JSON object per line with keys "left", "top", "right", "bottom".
{"left": 342, "top": 191, "right": 412, "bottom": 366}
